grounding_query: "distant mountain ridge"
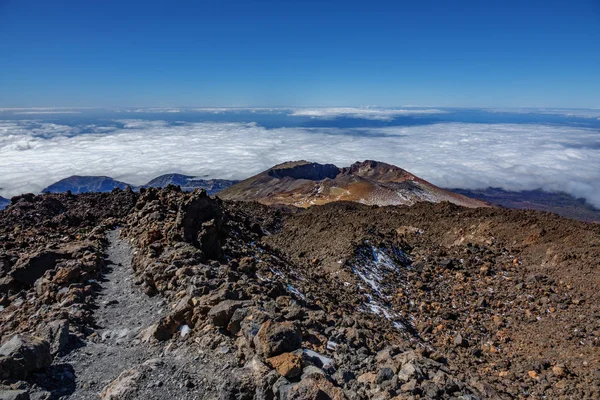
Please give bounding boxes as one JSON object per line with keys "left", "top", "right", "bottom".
{"left": 451, "top": 187, "right": 600, "bottom": 222}
{"left": 40, "top": 174, "right": 239, "bottom": 196}
{"left": 43, "top": 176, "right": 131, "bottom": 194}
{"left": 219, "top": 160, "right": 489, "bottom": 208}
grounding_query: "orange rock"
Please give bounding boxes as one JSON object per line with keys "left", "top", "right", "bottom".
{"left": 267, "top": 352, "right": 302, "bottom": 379}
{"left": 527, "top": 370, "right": 539, "bottom": 379}
{"left": 552, "top": 365, "right": 566, "bottom": 377}
{"left": 357, "top": 372, "right": 377, "bottom": 384}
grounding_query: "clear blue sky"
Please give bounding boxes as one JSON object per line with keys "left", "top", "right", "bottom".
{"left": 1, "top": 0, "right": 599, "bottom": 108}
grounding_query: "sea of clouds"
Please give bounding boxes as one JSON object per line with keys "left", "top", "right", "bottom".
{"left": 1, "top": 118, "right": 599, "bottom": 207}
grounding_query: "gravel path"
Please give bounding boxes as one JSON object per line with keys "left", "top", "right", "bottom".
{"left": 41, "top": 229, "right": 231, "bottom": 400}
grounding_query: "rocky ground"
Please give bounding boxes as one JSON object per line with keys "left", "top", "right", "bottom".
{"left": 1, "top": 187, "right": 599, "bottom": 399}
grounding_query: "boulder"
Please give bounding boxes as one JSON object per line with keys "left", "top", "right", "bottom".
{"left": 10, "top": 252, "right": 59, "bottom": 287}
{"left": 0, "top": 335, "right": 53, "bottom": 380}
{"left": 0, "top": 391, "right": 30, "bottom": 400}
{"left": 36, "top": 319, "right": 69, "bottom": 355}
{"left": 208, "top": 300, "right": 245, "bottom": 328}
{"left": 254, "top": 320, "right": 302, "bottom": 357}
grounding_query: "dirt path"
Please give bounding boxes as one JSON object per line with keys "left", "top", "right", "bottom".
{"left": 42, "top": 229, "right": 230, "bottom": 400}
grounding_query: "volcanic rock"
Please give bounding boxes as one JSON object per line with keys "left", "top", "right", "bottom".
{"left": 254, "top": 320, "right": 302, "bottom": 357}
{"left": 208, "top": 300, "right": 247, "bottom": 328}
{"left": 267, "top": 352, "right": 303, "bottom": 379}
{"left": 0, "top": 335, "right": 52, "bottom": 380}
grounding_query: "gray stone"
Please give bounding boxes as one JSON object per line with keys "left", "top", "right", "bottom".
{"left": 0, "top": 335, "right": 53, "bottom": 380}
{"left": 376, "top": 367, "right": 395, "bottom": 383}
{"left": 397, "top": 362, "right": 423, "bottom": 383}
{"left": 208, "top": 300, "right": 245, "bottom": 327}
{"left": 36, "top": 319, "right": 69, "bottom": 355}
{"left": 301, "top": 365, "right": 326, "bottom": 380}
{"left": 0, "top": 391, "right": 30, "bottom": 400}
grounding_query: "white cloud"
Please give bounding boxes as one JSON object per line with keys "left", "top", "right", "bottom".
{"left": 486, "top": 108, "right": 600, "bottom": 119}
{"left": 288, "top": 107, "right": 448, "bottom": 121}
{"left": 12, "top": 111, "right": 82, "bottom": 115}
{"left": 0, "top": 119, "right": 599, "bottom": 207}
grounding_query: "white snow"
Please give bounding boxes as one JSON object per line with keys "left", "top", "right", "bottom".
{"left": 179, "top": 324, "right": 191, "bottom": 337}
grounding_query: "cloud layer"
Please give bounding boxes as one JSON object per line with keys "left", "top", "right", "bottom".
{"left": 288, "top": 107, "right": 447, "bottom": 120}
{"left": 1, "top": 119, "right": 599, "bottom": 207}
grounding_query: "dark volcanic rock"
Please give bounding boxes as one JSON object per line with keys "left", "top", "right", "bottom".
{"left": 208, "top": 300, "right": 246, "bottom": 328}
{"left": 0, "top": 335, "right": 52, "bottom": 380}
{"left": 10, "top": 251, "right": 60, "bottom": 287}
{"left": 254, "top": 320, "right": 302, "bottom": 357}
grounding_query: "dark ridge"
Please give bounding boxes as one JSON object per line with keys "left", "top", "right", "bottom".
{"left": 42, "top": 176, "right": 130, "bottom": 194}
{"left": 268, "top": 162, "right": 340, "bottom": 180}
{"left": 143, "top": 174, "right": 238, "bottom": 195}
{"left": 450, "top": 187, "right": 600, "bottom": 222}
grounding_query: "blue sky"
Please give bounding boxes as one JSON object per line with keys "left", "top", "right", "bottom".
{"left": 1, "top": 0, "right": 599, "bottom": 108}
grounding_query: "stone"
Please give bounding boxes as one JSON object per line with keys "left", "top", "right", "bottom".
{"left": 254, "top": 320, "right": 302, "bottom": 357}
{"left": 52, "top": 265, "right": 82, "bottom": 284}
{"left": 528, "top": 370, "right": 539, "bottom": 379}
{"left": 333, "top": 368, "right": 355, "bottom": 384}
{"left": 99, "top": 368, "right": 142, "bottom": 400}
{"left": 453, "top": 333, "right": 467, "bottom": 347}
{"left": 287, "top": 374, "right": 347, "bottom": 400}
{"left": 0, "top": 391, "right": 30, "bottom": 400}
{"left": 400, "top": 379, "right": 418, "bottom": 393}
{"left": 301, "top": 365, "right": 326, "bottom": 380}
{"left": 208, "top": 300, "right": 245, "bottom": 328}
{"left": 421, "top": 381, "right": 443, "bottom": 398}
{"left": 36, "top": 319, "right": 69, "bottom": 355}
{"left": 147, "top": 316, "right": 179, "bottom": 341}
{"left": 273, "top": 376, "right": 291, "bottom": 399}
{"left": 298, "top": 349, "right": 334, "bottom": 370}
{"left": 0, "top": 335, "right": 53, "bottom": 380}
{"left": 10, "top": 252, "right": 60, "bottom": 286}
{"left": 267, "top": 352, "right": 303, "bottom": 379}
{"left": 357, "top": 372, "right": 377, "bottom": 384}
{"left": 376, "top": 367, "right": 395, "bottom": 383}
{"left": 552, "top": 365, "right": 567, "bottom": 377}
{"left": 397, "top": 362, "right": 421, "bottom": 383}
{"left": 227, "top": 307, "right": 248, "bottom": 335}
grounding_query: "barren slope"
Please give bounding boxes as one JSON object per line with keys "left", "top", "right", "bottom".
{"left": 219, "top": 160, "right": 489, "bottom": 208}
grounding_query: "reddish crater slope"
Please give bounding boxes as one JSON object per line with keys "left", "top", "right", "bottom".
{"left": 219, "top": 160, "right": 488, "bottom": 208}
